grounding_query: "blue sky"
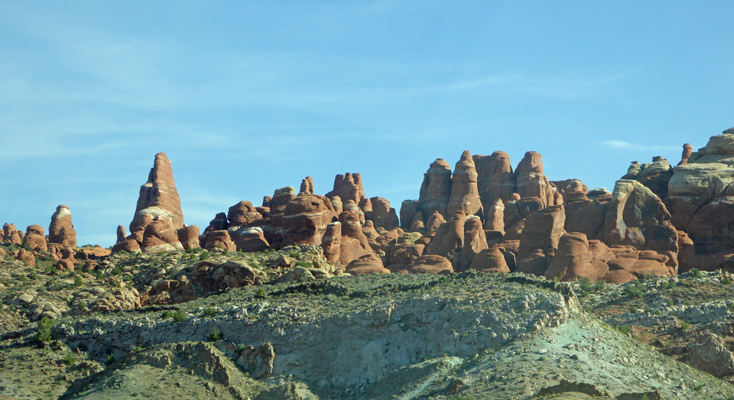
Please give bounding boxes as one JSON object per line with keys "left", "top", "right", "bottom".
{"left": 1, "top": 1, "right": 732, "bottom": 246}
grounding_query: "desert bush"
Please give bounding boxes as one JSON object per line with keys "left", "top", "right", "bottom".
{"left": 624, "top": 281, "right": 645, "bottom": 298}
{"left": 35, "top": 317, "right": 53, "bottom": 343}
{"left": 62, "top": 352, "right": 78, "bottom": 365}
{"left": 207, "top": 330, "right": 222, "bottom": 342}
{"left": 173, "top": 309, "right": 187, "bottom": 322}
{"left": 202, "top": 306, "right": 216, "bottom": 318}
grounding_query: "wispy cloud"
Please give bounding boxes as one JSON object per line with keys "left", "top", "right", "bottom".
{"left": 598, "top": 140, "right": 681, "bottom": 152}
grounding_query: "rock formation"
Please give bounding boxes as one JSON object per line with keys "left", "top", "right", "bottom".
{"left": 622, "top": 156, "right": 674, "bottom": 199}
{"left": 409, "top": 255, "right": 453, "bottom": 274}
{"left": 269, "top": 186, "right": 297, "bottom": 233}
{"left": 679, "top": 143, "right": 693, "bottom": 165}
{"left": 516, "top": 205, "right": 565, "bottom": 276}
{"left": 233, "top": 227, "right": 270, "bottom": 252}
{"left": 458, "top": 215, "right": 488, "bottom": 271}
{"left": 48, "top": 205, "right": 77, "bottom": 247}
{"left": 515, "top": 151, "right": 555, "bottom": 209}
{"left": 280, "top": 194, "right": 337, "bottom": 246}
{"left": 321, "top": 222, "right": 342, "bottom": 266}
{"left": 337, "top": 206, "right": 372, "bottom": 266}
{"left": 399, "top": 200, "right": 419, "bottom": 230}
{"left": 667, "top": 129, "right": 734, "bottom": 271}
{"left": 346, "top": 253, "right": 390, "bottom": 275}
{"left": 544, "top": 232, "right": 613, "bottom": 282}
{"left": 603, "top": 180, "right": 678, "bottom": 271}
{"left": 468, "top": 246, "right": 510, "bottom": 273}
{"left": 16, "top": 248, "right": 35, "bottom": 266}
{"left": 2, "top": 223, "right": 21, "bottom": 246}
{"left": 418, "top": 159, "right": 452, "bottom": 220}
{"left": 447, "top": 151, "right": 482, "bottom": 218}
{"left": 116, "top": 225, "right": 127, "bottom": 244}
{"left": 22, "top": 225, "right": 47, "bottom": 253}
{"left": 369, "top": 197, "right": 399, "bottom": 230}
{"left": 177, "top": 225, "right": 201, "bottom": 250}
{"left": 141, "top": 219, "right": 184, "bottom": 253}
{"left": 203, "top": 230, "right": 236, "bottom": 252}
{"left": 129, "top": 153, "right": 184, "bottom": 239}
{"left": 227, "top": 201, "right": 262, "bottom": 229}
{"left": 326, "top": 173, "right": 365, "bottom": 205}
{"left": 299, "top": 176, "right": 314, "bottom": 195}
{"left": 475, "top": 151, "right": 516, "bottom": 214}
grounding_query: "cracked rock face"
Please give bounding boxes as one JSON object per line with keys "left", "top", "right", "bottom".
{"left": 666, "top": 131, "right": 734, "bottom": 271}
{"left": 686, "top": 331, "right": 734, "bottom": 378}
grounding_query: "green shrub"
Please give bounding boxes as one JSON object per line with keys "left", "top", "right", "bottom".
{"left": 173, "top": 309, "right": 187, "bottom": 322}
{"left": 62, "top": 352, "right": 78, "bottom": 365}
{"left": 624, "top": 282, "right": 645, "bottom": 298}
{"left": 690, "top": 268, "right": 703, "bottom": 279}
{"left": 207, "top": 330, "right": 222, "bottom": 342}
{"left": 74, "top": 276, "right": 83, "bottom": 287}
{"left": 35, "top": 317, "right": 54, "bottom": 343}
{"left": 681, "top": 321, "right": 691, "bottom": 331}
{"left": 199, "top": 251, "right": 210, "bottom": 261}
{"left": 595, "top": 280, "right": 606, "bottom": 291}
{"left": 161, "top": 310, "right": 174, "bottom": 319}
{"left": 255, "top": 288, "right": 266, "bottom": 299}
{"left": 202, "top": 306, "right": 216, "bottom": 318}
{"left": 617, "top": 325, "right": 629, "bottom": 335}
{"left": 722, "top": 278, "right": 732, "bottom": 285}
{"left": 112, "top": 267, "right": 122, "bottom": 275}
{"left": 578, "top": 278, "right": 592, "bottom": 292}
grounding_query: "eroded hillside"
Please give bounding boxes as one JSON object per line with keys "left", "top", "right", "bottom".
{"left": 3, "top": 246, "right": 734, "bottom": 399}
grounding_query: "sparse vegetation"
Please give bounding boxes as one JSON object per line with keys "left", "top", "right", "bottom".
{"left": 624, "top": 281, "right": 645, "bottom": 298}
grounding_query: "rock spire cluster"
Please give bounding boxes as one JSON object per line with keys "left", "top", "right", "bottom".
{"left": 5, "top": 126, "right": 734, "bottom": 285}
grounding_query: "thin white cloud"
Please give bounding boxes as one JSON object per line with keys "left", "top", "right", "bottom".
{"left": 599, "top": 140, "right": 681, "bottom": 152}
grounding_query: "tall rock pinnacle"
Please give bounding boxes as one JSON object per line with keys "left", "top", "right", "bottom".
{"left": 130, "top": 152, "right": 184, "bottom": 236}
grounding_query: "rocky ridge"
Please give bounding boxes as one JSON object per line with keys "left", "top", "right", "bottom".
{"left": 4, "top": 127, "right": 734, "bottom": 398}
